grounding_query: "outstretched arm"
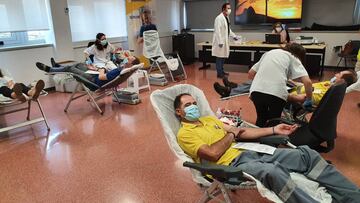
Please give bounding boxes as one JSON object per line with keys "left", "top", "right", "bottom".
{"left": 224, "top": 123, "right": 297, "bottom": 140}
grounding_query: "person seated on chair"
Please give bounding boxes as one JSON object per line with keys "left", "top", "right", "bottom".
{"left": 272, "top": 22, "right": 289, "bottom": 43}
{"left": 0, "top": 68, "right": 45, "bottom": 102}
{"left": 84, "top": 33, "right": 122, "bottom": 71}
{"left": 35, "top": 56, "right": 140, "bottom": 87}
{"left": 214, "top": 70, "right": 357, "bottom": 106}
{"left": 174, "top": 93, "right": 360, "bottom": 203}
{"left": 288, "top": 69, "right": 357, "bottom": 106}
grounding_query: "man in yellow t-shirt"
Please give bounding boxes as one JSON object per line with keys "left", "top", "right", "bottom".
{"left": 288, "top": 70, "right": 357, "bottom": 106}
{"left": 174, "top": 93, "right": 360, "bottom": 202}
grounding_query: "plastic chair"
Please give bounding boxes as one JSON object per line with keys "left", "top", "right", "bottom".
{"left": 143, "top": 30, "right": 187, "bottom": 82}
{"left": 127, "top": 69, "right": 151, "bottom": 94}
{"left": 336, "top": 40, "right": 360, "bottom": 69}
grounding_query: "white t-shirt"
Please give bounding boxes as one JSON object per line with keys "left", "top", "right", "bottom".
{"left": 250, "top": 49, "right": 308, "bottom": 101}
{"left": 84, "top": 43, "right": 116, "bottom": 70}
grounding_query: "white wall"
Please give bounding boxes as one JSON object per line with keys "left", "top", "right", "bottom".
{"left": 191, "top": 31, "right": 360, "bottom": 67}
{"left": 0, "top": 47, "right": 56, "bottom": 88}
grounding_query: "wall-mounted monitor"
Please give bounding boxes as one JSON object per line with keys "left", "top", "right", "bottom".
{"left": 235, "top": 0, "right": 303, "bottom": 25}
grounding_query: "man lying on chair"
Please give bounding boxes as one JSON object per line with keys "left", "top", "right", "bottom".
{"left": 0, "top": 68, "right": 45, "bottom": 102}
{"left": 214, "top": 70, "right": 357, "bottom": 106}
{"left": 35, "top": 56, "right": 140, "bottom": 87}
{"left": 287, "top": 69, "right": 357, "bottom": 106}
{"left": 174, "top": 93, "right": 360, "bottom": 203}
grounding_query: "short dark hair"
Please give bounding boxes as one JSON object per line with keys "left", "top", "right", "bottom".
{"left": 174, "top": 93, "right": 191, "bottom": 110}
{"left": 222, "top": 3, "right": 230, "bottom": 11}
{"left": 284, "top": 43, "right": 306, "bottom": 65}
{"left": 87, "top": 41, "right": 95, "bottom": 48}
{"left": 341, "top": 69, "right": 358, "bottom": 87}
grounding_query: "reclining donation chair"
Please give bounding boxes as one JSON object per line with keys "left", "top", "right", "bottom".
{"left": 150, "top": 84, "right": 332, "bottom": 203}
{"left": 143, "top": 30, "right": 187, "bottom": 83}
{"left": 286, "top": 82, "right": 347, "bottom": 153}
{"left": 47, "top": 64, "right": 143, "bottom": 115}
{"left": 0, "top": 90, "right": 50, "bottom": 134}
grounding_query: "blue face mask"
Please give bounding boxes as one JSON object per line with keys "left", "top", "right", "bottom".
{"left": 100, "top": 39, "right": 107, "bottom": 46}
{"left": 120, "top": 57, "right": 128, "bottom": 66}
{"left": 330, "top": 76, "right": 336, "bottom": 84}
{"left": 184, "top": 104, "right": 200, "bottom": 121}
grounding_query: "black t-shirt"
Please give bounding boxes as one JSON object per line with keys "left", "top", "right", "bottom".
{"left": 225, "top": 16, "right": 230, "bottom": 36}
{"left": 139, "top": 24, "right": 157, "bottom": 37}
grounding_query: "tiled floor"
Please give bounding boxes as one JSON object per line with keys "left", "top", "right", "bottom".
{"left": 1, "top": 63, "right": 359, "bottom": 202}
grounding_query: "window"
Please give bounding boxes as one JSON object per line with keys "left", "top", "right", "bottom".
{"left": 67, "top": 0, "right": 127, "bottom": 42}
{"left": 354, "top": 0, "right": 360, "bottom": 24}
{"left": 0, "top": 0, "right": 52, "bottom": 46}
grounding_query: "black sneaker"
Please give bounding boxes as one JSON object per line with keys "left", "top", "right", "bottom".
{"left": 50, "top": 58, "right": 61, "bottom": 67}
{"left": 36, "top": 62, "right": 51, "bottom": 72}
{"left": 32, "top": 80, "right": 45, "bottom": 100}
{"left": 223, "top": 72, "right": 230, "bottom": 76}
{"left": 223, "top": 77, "right": 238, "bottom": 88}
{"left": 217, "top": 74, "right": 224, "bottom": 79}
{"left": 213, "top": 82, "right": 231, "bottom": 98}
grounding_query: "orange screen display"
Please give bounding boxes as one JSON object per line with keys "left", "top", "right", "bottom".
{"left": 235, "top": 0, "right": 302, "bottom": 20}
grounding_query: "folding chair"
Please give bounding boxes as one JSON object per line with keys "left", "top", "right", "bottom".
{"left": 0, "top": 92, "right": 50, "bottom": 134}
{"left": 47, "top": 64, "right": 143, "bottom": 115}
{"left": 143, "top": 30, "right": 187, "bottom": 82}
{"left": 150, "top": 84, "right": 331, "bottom": 203}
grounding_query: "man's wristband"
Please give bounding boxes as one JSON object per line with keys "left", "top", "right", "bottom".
{"left": 272, "top": 126, "right": 275, "bottom": 135}
{"left": 228, "top": 132, "right": 236, "bottom": 141}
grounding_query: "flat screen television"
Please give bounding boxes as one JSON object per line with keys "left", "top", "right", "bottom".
{"left": 235, "top": 0, "right": 303, "bottom": 25}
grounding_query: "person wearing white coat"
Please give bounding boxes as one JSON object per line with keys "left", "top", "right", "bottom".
{"left": 212, "top": 3, "right": 237, "bottom": 78}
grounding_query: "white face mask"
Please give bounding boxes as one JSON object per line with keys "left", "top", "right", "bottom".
{"left": 275, "top": 27, "right": 282, "bottom": 33}
{"left": 226, "top": 9, "right": 231, "bottom": 15}
{"left": 330, "top": 76, "right": 337, "bottom": 84}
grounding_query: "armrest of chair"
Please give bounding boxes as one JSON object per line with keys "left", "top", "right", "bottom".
{"left": 258, "top": 135, "right": 290, "bottom": 146}
{"left": 266, "top": 118, "right": 295, "bottom": 126}
{"left": 183, "top": 162, "right": 247, "bottom": 185}
{"left": 236, "top": 135, "right": 292, "bottom": 148}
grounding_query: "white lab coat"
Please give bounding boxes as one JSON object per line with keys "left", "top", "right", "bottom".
{"left": 212, "top": 13, "right": 236, "bottom": 58}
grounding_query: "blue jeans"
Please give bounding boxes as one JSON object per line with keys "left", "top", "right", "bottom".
{"left": 231, "top": 146, "right": 360, "bottom": 203}
{"left": 215, "top": 57, "right": 226, "bottom": 76}
{"left": 95, "top": 68, "right": 121, "bottom": 87}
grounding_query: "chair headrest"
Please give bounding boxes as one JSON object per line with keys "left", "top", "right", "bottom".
{"left": 150, "top": 84, "right": 215, "bottom": 185}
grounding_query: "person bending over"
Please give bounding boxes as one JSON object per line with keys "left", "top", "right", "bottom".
{"left": 248, "top": 43, "right": 313, "bottom": 127}
{"left": 36, "top": 56, "right": 140, "bottom": 87}
{"left": 175, "top": 93, "right": 360, "bottom": 203}
{"left": 0, "top": 68, "right": 45, "bottom": 102}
